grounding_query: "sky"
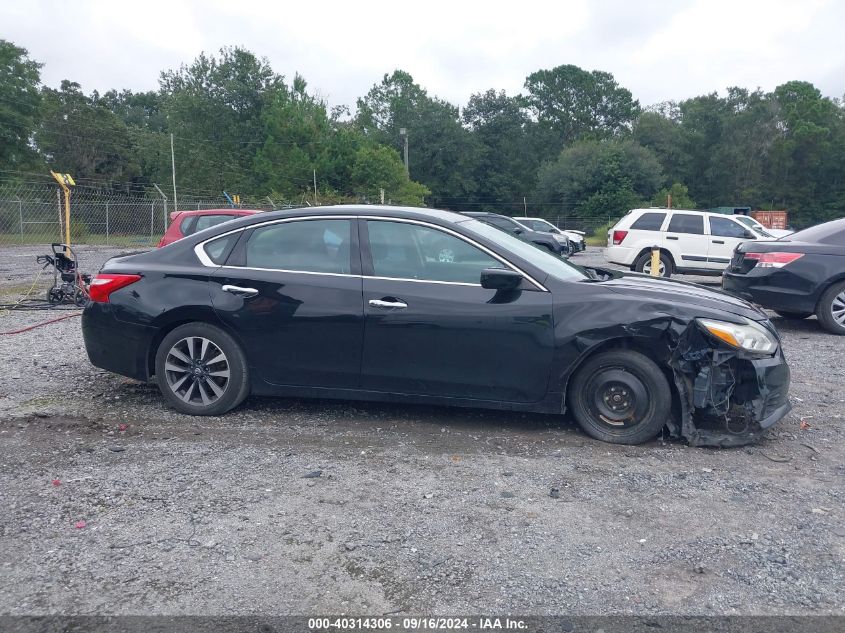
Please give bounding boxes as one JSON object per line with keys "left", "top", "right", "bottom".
{"left": 2, "top": 0, "right": 844, "bottom": 110}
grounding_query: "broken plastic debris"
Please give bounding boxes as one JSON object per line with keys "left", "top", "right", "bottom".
{"left": 74, "top": 520, "right": 87, "bottom": 529}
{"left": 51, "top": 479, "right": 61, "bottom": 487}
{"left": 119, "top": 424, "right": 128, "bottom": 432}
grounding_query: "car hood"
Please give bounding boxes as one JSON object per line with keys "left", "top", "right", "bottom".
{"left": 602, "top": 273, "right": 767, "bottom": 322}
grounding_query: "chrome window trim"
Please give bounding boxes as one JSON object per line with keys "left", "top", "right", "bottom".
{"left": 193, "top": 213, "right": 548, "bottom": 292}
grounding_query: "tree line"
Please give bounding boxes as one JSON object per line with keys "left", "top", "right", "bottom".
{"left": 2, "top": 39, "right": 843, "bottom": 227}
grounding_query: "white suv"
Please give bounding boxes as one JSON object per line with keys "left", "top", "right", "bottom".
{"left": 606, "top": 208, "right": 768, "bottom": 278}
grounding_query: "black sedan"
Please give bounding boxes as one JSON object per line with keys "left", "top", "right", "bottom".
{"left": 83, "top": 205, "right": 790, "bottom": 446}
{"left": 723, "top": 217, "right": 845, "bottom": 334}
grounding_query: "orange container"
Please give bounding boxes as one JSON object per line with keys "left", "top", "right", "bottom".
{"left": 752, "top": 210, "right": 788, "bottom": 230}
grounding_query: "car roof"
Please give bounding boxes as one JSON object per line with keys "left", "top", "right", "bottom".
{"left": 171, "top": 208, "right": 262, "bottom": 220}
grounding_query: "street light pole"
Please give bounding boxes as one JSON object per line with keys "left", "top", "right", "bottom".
{"left": 399, "top": 127, "right": 409, "bottom": 176}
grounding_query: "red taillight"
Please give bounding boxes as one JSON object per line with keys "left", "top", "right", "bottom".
{"left": 612, "top": 230, "right": 628, "bottom": 245}
{"left": 88, "top": 274, "right": 142, "bottom": 303}
{"left": 743, "top": 252, "right": 804, "bottom": 268}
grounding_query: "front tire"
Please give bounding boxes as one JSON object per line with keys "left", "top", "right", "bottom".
{"left": 568, "top": 350, "right": 671, "bottom": 445}
{"left": 154, "top": 322, "right": 250, "bottom": 415}
{"left": 634, "top": 251, "right": 672, "bottom": 278}
{"left": 816, "top": 281, "right": 845, "bottom": 335}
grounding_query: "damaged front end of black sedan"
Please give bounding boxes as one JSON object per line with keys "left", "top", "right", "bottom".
{"left": 664, "top": 319, "right": 790, "bottom": 447}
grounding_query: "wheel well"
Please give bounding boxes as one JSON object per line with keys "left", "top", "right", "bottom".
{"left": 634, "top": 247, "right": 675, "bottom": 270}
{"left": 814, "top": 275, "right": 845, "bottom": 312}
{"left": 562, "top": 337, "right": 679, "bottom": 415}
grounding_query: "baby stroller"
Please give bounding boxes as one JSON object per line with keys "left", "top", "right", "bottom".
{"left": 36, "top": 243, "right": 91, "bottom": 306}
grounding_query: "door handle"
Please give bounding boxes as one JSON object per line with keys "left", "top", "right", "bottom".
{"left": 666, "top": 236, "right": 679, "bottom": 241}
{"left": 222, "top": 284, "right": 259, "bottom": 298}
{"left": 712, "top": 240, "right": 725, "bottom": 244}
{"left": 369, "top": 298, "right": 408, "bottom": 310}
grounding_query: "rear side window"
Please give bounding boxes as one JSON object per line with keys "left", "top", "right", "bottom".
{"left": 710, "top": 216, "right": 747, "bottom": 238}
{"left": 630, "top": 212, "right": 666, "bottom": 231}
{"left": 667, "top": 213, "right": 704, "bottom": 235}
{"left": 245, "top": 219, "right": 352, "bottom": 274}
{"left": 195, "top": 214, "right": 237, "bottom": 232}
{"left": 182, "top": 214, "right": 237, "bottom": 236}
{"left": 203, "top": 233, "right": 239, "bottom": 265}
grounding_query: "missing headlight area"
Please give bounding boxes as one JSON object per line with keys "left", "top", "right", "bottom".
{"left": 667, "top": 320, "right": 789, "bottom": 447}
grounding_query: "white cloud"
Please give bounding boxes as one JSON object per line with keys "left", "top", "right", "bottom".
{"left": 2, "top": 0, "right": 843, "bottom": 108}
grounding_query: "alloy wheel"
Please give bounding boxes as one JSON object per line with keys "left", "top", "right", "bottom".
{"left": 832, "top": 291, "right": 845, "bottom": 326}
{"left": 641, "top": 259, "right": 666, "bottom": 276}
{"left": 164, "top": 336, "right": 230, "bottom": 406}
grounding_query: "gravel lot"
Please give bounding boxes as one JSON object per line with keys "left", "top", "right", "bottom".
{"left": 0, "top": 246, "right": 843, "bottom": 616}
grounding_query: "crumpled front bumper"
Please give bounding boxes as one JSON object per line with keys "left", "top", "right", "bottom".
{"left": 667, "top": 320, "right": 791, "bottom": 447}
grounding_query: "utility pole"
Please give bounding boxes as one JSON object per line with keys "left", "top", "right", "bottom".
{"left": 667, "top": 193, "right": 672, "bottom": 209}
{"left": 523, "top": 197, "right": 528, "bottom": 217}
{"left": 153, "top": 183, "right": 169, "bottom": 228}
{"left": 399, "top": 128, "right": 409, "bottom": 176}
{"left": 170, "top": 133, "right": 178, "bottom": 212}
{"left": 313, "top": 169, "right": 318, "bottom": 205}
{"left": 380, "top": 188, "right": 385, "bottom": 204}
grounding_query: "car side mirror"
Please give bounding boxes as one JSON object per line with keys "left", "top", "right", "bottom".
{"left": 743, "top": 230, "right": 756, "bottom": 239}
{"left": 481, "top": 268, "right": 523, "bottom": 291}
{"left": 513, "top": 228, "right": 523, "bottom": 235}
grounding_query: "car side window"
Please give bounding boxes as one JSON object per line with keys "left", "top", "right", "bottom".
{"left": 485, "top": 217, "right": 517, "bottom": 232}
{"left": 367, "top": 220, "right": 501, "bottom": 284}
{"left": 630, "top": 212, "right": 666, "bottom": 231}
{"left": 710, "top": 216, "right": 748, "bottom": 238}
{"left": 244, "top": 219, "right": 352, "bottom": 274}
{"left": 667, "top": 213, "right": 704, "bottom": 235}
{"left": 180, "top": 215, "right": 197, "bottom": 236}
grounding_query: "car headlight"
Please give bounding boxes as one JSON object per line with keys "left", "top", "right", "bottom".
{"left": 697, "top": 318, "right": 778, "bottom": 355}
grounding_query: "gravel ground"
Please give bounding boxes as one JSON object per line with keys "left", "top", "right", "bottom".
{"left": 0, "top": 246, "right": 843, "bottom": 616}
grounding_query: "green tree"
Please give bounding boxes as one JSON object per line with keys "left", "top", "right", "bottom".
{"left": 650, "top": 182, "right": 696, "bottom": 209}
{"left": 356, "top": 70, "right": 479, "bottom": 205}
{"left": 36, "top": 80, "right": 140, "bottom": 183}
{"left": 524, "top": 64, "right": 639, "bottom": 158}
{"left": 0, "top": 40, "right": 42, "bottom": 171}
{"left": 535, "top": 139, "right": 664, "bottom": 217}
{"left": 160, "top": 47, "right": 286, "bottom": 194}
{"left": 350, "top": 145, "right": 429, "bottom": 205}
{"left": 462, "top": 89, "right": 536, "bottom": 213}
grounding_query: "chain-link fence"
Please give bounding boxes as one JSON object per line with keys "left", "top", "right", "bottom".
{"left": 0, "top": 181, "right": 281, "bottom": 248}
{"left": 0, "top": 179, "right": 622, "bottom": 248}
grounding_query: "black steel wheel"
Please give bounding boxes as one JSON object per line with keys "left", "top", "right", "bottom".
{"left": 47, "top": 287, "right": 63, "bottom": 304}
{"left": 568, "top": 349, "right": 671, "bottom": 444}
{"left": 154, "top": 323, "right": 250, "bottom": 415}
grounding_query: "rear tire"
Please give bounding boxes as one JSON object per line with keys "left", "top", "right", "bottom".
{"left": 634, "top": 251, "right": 672, "bottom": 278}
{"left": 774, "top": 310, "right": 811, "bottom": 320}
{"left": 154, "top": 322, "right": 250, "bottom": 415}
{"left": 568, "top": 350, "right": 671, "bottom": 445}
{"left": 816, "top": 281, "right": 845, "bottom": 335}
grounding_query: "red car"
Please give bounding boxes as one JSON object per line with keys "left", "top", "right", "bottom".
{"left": 158, "top": 209, "right": 262, "bottom": 247}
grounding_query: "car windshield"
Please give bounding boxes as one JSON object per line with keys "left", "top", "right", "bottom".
{"left": 525, "top": 218, "right": 560, "bottom": 233}
{"left": 734, "top": 215, "right": 775, "bottom": 238}
{"left": 460, "top": 219, "right": 588, "bottom": 282}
